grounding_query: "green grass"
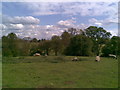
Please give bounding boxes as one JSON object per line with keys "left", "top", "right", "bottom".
{"left": 2, "top": 56, "right": 118, "bottom": 88}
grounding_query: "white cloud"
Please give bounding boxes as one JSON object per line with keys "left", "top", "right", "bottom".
{"left": 2, "top": 13, "right": 118, "bottom": 39}
{"left": 8, "top": 24, "right": 24, "bottom": 30}
{"left": 88, "top": 18, "right": 118, "bottom": 36}
{"left": 109, "top": 29, "right": 118, "bottom": 36}
{"left": 77, "top": 23, "right": 89, "bottom": 30}
{"left": 23, "top": 2, "right": 118, "bottom": 19}
{"left": 33, "top": 11, "right": 58, "bottom": 16}
{"left": 2, "top": 17, "right": 77, "bottom": 39}
{"left": 51, "top": 33, "right": 58, "bottom": 36}
{"left": 89, "top": 18, "right": 118, "bottom": 27}
{"left": 89, "top": 18, "right": 103, "bottom": 26}
{"left": 2, "top": 15, "right": 40, "bottom": 24}
{"left": 2, "top": 17, "right": 69, "bottom": 39}
{"left": 1, "top": 24, "right": 24, "bottom": 30}
{"left": 105, "top": 18, "right": 118, "bottom": 25}
{"left": 24, "top": 2, "right": 60, "bottom": 16}
{"left": 57, "top": 19, "right": 76, "bottom": 28}
{"left": 95, "top": 23, "right": 102, "bottom": 26}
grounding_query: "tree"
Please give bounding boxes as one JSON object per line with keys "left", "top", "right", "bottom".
{"left": 51, "top": 35, "right": 62, "bottom": 56}
{"left": 85, "top": 26, "right": 111, "bottom": 55}
{"left": 4, "top": 33, "right": 19, "bottom": 57}
{"left": 30, "top": 38, "right": 38, "bottom": 42}
{"left": 102, "top": 36, "right": 120, "bottom": 56}
{"left": 61, "top": 31, "right": 72, "bottom": 53}
{"left": 39, "top": 40, "right": 52, "bottom": 55}
{"left": 79, "top": 29, "right": 86, "bottom": 36}
{"left": 65, "top": 35, "right": 93, "bottom": 56}
{"left": 68, "top": 28, "right": 78, "bottom": 36}
{"left": 2, "top": 36, "right": 12, "bottom": 56}
{"left": 17, "top": 39, "right": 31, "bottom": 56}
{"left": 2, "top": 33, "right": 31, "bottom": 57}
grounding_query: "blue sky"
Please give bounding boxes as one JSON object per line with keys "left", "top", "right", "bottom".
{"left": 1, "top": 1, "right": 118, "bottom": 39}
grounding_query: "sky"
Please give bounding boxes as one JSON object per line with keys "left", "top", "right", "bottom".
{"left": 1, "top": 1, "right": 119, "bottom": 39}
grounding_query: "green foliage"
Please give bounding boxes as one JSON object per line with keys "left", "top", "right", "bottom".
{"left": 2, "top": 33, "right": 19, "bottom": 57}
{"left": 102, "top": 36, "right": 120, "bottom": 56}
{"left": 61, "top": 31, "right": 71, "bottom": 54}
{"left": 85, "top": 26, "right": 112, "bottom": 55}
{"left": 51, "top": 36, "right": 62, "bottom": 56}
{"left": 39, "top": 40, "right": 52, "bottom": 55}
{"left": 2, "top": 33, "right": 31, "bottom": 57}
{"left": 68, "top": 28, "right": 78, "bottom": 36}
{"left": 30, "top": 38, "right": 38, "bottom": 42}
{"left": 65, "top": 35, "right": 93, "bottom": 56}
{"left": 2, "top": 26, "right": 117, "bottom": 57}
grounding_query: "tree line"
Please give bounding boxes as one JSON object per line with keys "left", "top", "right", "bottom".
{"left": 2, "top": 26, "right": 120, "bottom": 57}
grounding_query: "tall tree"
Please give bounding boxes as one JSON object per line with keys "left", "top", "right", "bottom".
{"left": 65, "top": 35, "right": 93, "bottom": 56}
{"left": 30, "top": 38, "right": 38, "bottom": 42}
{"left": 61, "top": 31, "right": 72, "bottom": 53}
{"left": 51, "top": 35, "right": 62, "bottom": 56}
{"left": 39, "top": 40, "right": 52, "bottom": 55}
{"left": 7, "top": 33, "right": 19, "bottom": 57}
{"left": 85, "top": 26, "right": 111, "bottom": 55}
{"left": 68, "top": 28, "right": 78, "bottom": 36}
{"left": 102, "top": 36, "right": 120, "bottom": 56}
{"left": 18, "top": 39, "right": 31, "bottom": 56}
{"left": 2, "top": 36, "right": 12, "bottom": 56}
{"left": 2, "top": 33, "right": 19, "bottom": 57}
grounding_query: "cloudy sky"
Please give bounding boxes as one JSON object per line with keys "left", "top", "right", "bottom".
{"left": 1, "top": 0, "right": 118, "bottom": 39}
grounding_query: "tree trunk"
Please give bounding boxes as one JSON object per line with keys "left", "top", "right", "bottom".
{"left": 46, "top": 49, "right": 49, "bottom": 55}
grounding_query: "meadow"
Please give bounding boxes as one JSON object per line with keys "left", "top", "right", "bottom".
{"left": 2, "top": 56, "right": 118, "bottom": 88}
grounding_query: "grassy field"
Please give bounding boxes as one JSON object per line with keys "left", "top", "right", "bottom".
{"left": 2, "top": 56, "right": 118, "bottom": 88}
